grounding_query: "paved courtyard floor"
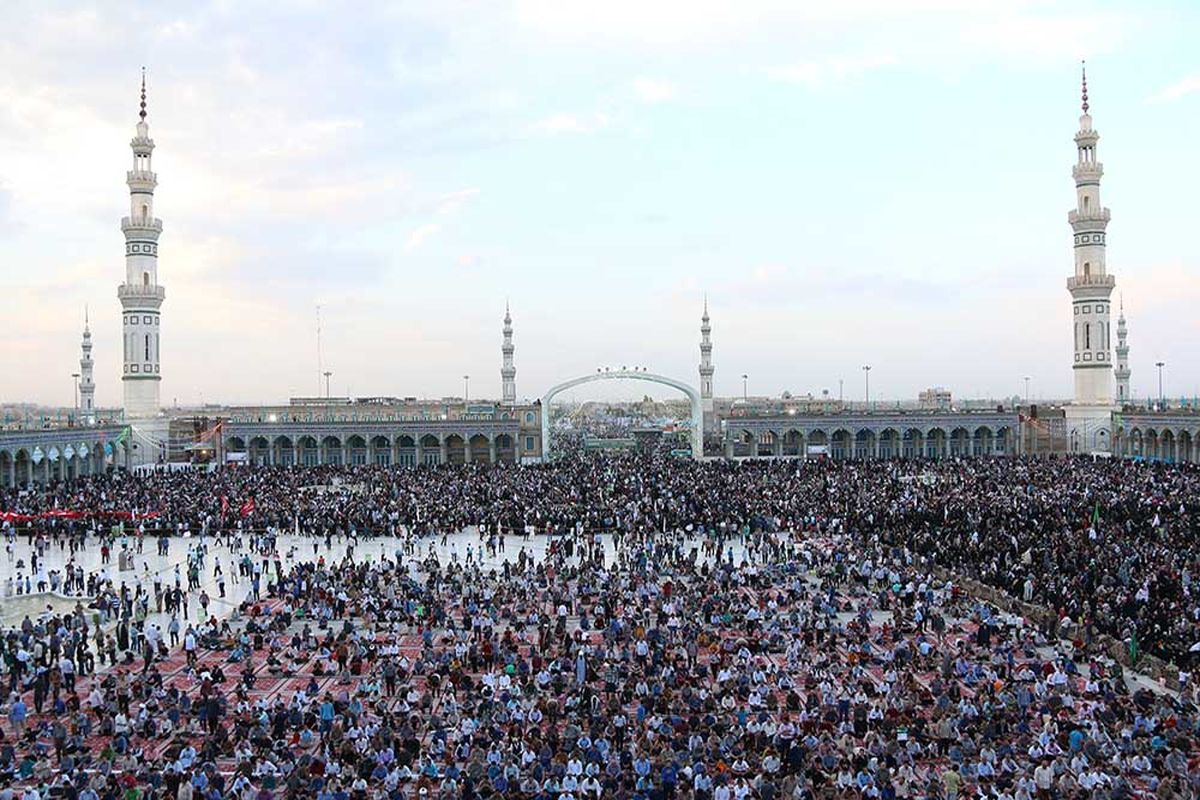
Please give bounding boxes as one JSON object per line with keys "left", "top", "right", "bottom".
{"left": 0, "top": 528, "right": 747, "bottom": 631}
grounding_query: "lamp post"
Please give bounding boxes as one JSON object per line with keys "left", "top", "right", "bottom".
{"left": 71, "top": 373, "right": 80, "bottom": 419}
{"left": 1156, "top": 361, "right": 1165, "bottom": 409}
{"left": 323, "top": 371, "right": 332, "bottom": 400}
{"left": 1024, "top": 376, "right": 1030, "bottom": 405}
{"left": 863, "top": 365, "right": 871, "bottom": 407}
{"left": 464, "top": 375, "right": 470, "bottom": 404}
{"left": 742, "top": 374, "right": 748, "bottom": 402}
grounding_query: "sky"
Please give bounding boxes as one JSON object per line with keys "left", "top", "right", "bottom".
{"left": 2, "top": 0, "right": 1199, "bottom": 408}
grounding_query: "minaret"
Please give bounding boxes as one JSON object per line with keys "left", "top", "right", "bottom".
{"left": 699, "top": 297, "right": 714, "bottom": 431}
{"left": 1067, "top": 62, "right": 1115, "bottom": 406}
{"left": 119, "top": 70, "right": 165, "bottom": 419}
{"left": 501, "top": 302, "right": 516, "bottom": 405}
{"left": 79, "top": 307, "right": 96, "bottom": 425}
{"left": 1114, "top": 296, "right": 1130, "bottom": 403}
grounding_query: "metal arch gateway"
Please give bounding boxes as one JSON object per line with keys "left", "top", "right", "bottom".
{"left": 541, "top": 369, "right": 703, "bottom": 460}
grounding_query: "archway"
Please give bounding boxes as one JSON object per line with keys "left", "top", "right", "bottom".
{"left": 249, "top": 436, "right": 269, "bottom": 466}
{"left": 347, "top": 435, "right": 368, "bottom": 465}
{"left": 396, "top": 435, "right": 416, "bottom": 466}
{"left": 831, "top": 429, "right": 851, "bottom": 460}
{"left": 298, "top": 435, "right": 319, "bottom": 467}
{"left": 756, "top": 430, "right": 779, "bottom": 458}
{"left": 321, "top": 435, "right": 343, "bottom": 465}
{"left": 902, "top": 428, "right": 923, "bottom": 458}
{"left": 495, "top": 433, "right": 516, "bottom": 463}
{"left": 370, "top": 435, "right": 391, "bottom": 466}
{"left": 541, "top": 369, "right": 703, "bottom": 460}
{"left": 419, "top": 434, "right": 441, "bottom": 465}
{"left": 1162, "top": 430, "right": 1176, "bottom": 463}
{"left": 879, "top": 428, "right": 900, "bottom": 458}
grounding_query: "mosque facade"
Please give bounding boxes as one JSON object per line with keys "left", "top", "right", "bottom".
{"left": 4, "top": 67, "right": 1200, "bottom": 485}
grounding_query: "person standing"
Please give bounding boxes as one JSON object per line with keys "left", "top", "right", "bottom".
{"left": 8, "top": 693, "right": 27, "bottom": 737}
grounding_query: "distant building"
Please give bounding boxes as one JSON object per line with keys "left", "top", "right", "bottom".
{"left": 918, "top": 388, "right": 952, "bottom": 410}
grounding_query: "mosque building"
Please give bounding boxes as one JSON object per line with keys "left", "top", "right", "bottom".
{"left": 2, "top": 66, "right": 1199, "bottom": 486}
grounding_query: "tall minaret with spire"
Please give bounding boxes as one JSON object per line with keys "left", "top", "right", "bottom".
{"left": 501, "top": 302, "right": 516, "bottom": 405}
{"left": 79, "top": 307, "right": 96, "bottom": 425}
{"left": 119, "top": 69, "right": 165, "bottom": 419}
{"left": 699, "top": 297, "right": 714, "bottom": 431}
{"left": 1114, "top": 296, "right": 1130, "bottom": 403}
{"left": 1067, "top": 62, "right": 1115, "bottom": 407}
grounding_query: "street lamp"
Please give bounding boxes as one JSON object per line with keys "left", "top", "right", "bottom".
{"left": 863, "top": 365, "right": 871, "bottom": 407}
{"left": 71, "top": 373, "right": 80, "bottom": 418}
{"left": 741, "top": 374, "right": 748, "bottom": 401}
{"left": 1024, "top": 376, "right": 1030, "bottom": 405}
{"left": 1156, "top": 361, "right": 1165, "bottom": 409}
{"left": 464, "top": 375, "right": 470, "bottom": 403}
{"left": 323, "top": 371, "right": 332, "bottom": 400}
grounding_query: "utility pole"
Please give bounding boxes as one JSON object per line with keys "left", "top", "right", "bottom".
{"left": 464, "top": 375, "right": 470, "bottom": 403}
{"left": 71, "top": 373, "right": 80, "bottom": 419}
{"left": 316, "top": 304, "right": 323, "bottom": 397}
{"left": 1024, "top": 376, "right": 1030, "bottom": 405}
{"left": 741, "top": 374, "right": 748, "bottom": 402}
{"left": 323, "top": 371, "right": 332, "bottom": 400}
{"left": 1156, "top": 361, "right": 1165, "bottom": 409}
{"left": 863, "top": 365, "right": 871, "bottom": 407}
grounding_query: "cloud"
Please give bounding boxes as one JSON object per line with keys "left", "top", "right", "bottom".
{"left": 529, "top": 112, "right": 612, "bottom": 135}
{"left": 632, "top": 78, "right": 677, "bottom": 104}
{"left": 0, "top": 182, "right": 13, "bottom": 232}
{"left": 435, "top": 187, "right": 481, "bottom": 215}
{"left": 1149, "top": 75, "right": 1200, "bottom": 104}
{"left": 404, "top": 223, "right": 441, "bottom": 252}
{"left": 767, "top": 54, "right": 896, "bottom": 88}
{"left": 258, "top": 117, "right": 364, "bottom": 159}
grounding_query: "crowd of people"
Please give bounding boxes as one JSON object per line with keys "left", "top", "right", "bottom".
{"left": 2, "top": 453, "right": 1197, "bottom": 663}
{"left": 0, "top": 452, "right": 1194, "bottom": 799}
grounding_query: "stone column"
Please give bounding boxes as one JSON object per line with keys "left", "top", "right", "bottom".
{"left": 773, "top": 435, "right": 783, "bottom": 458}
{"left": 463, "top": 438, "right": 472, "bottom": 464}
{"left": 415, "top": 440, "right": 424, "bottom": 466}
{"left": 489, "top": 440, "right": 497, "bottom": 464}
{"left": 439, "top": 439, "right": 448, "bottom": 465}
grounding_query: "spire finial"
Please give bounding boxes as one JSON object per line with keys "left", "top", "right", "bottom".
{"left": 85, "top": 304, "right": 89, "bottom": 326}
{"left": 1081, "top": 60, "right": 1089, "bottom": 114}
{"left": 139, "top": 67, "right": 147, "bottom": 121}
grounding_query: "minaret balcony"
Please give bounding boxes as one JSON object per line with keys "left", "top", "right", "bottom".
{"left": 1071, "top": 163, "right": 1103, "bottom": 182}
{"left": 118, "top": 284, "right": 166, "bottom": 302}
{"left": 126, "top": 170, "right": 157, "bottom": 183}
{"left": 121, "top": 216, "right": 163, "bottom": 233}
{"left": 1067, "top": 208, "right": 1110, "bottom": 226}
{"left": 1067, "top": 274, "right": 1115, "bottom": 291}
